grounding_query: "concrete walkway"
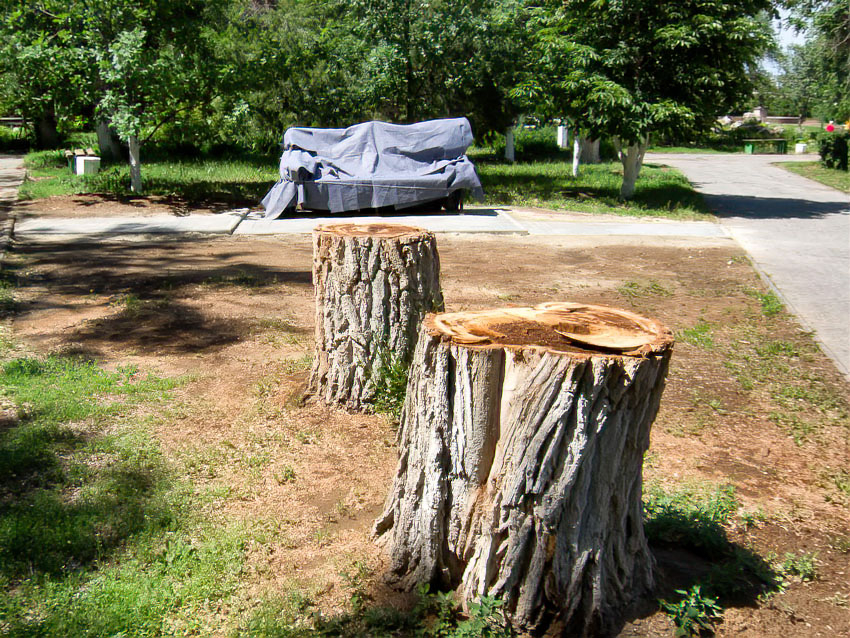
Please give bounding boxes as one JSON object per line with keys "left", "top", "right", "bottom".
{"left": 0, "top": 155, "right": 25, "bottom": 259}
{"left": 647, "top": 153, "right": 850, "bottom": 378}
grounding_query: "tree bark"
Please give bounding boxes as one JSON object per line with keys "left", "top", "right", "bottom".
{"left": 580, "top": 137, "right": 601, "bottom": 164}
{"left": 128, "top": 135, "right": 142, "bottom": 193}
{"left": 34, "top": 111, "right": 59, "bottom": 149}
{"left": 96, "top": 120, "right": 124, "bottom": 162}
{"left": 614, "top": 136, "right": 648, "bottom": 200}
{"left": 572, "top": 134, "right": 581, "bottom": 176}
{"left": 374, "top": 302, "right": 674, "bottom": 636}
{"left": 308, "top": 223, "right": 444, "bottom": 411}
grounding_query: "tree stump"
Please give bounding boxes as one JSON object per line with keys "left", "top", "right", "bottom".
{"left": 374, "top": 302, "right": 674, "bottom": 636}
{"left": 308, "top": 223, "right": 444, "bottom": 410}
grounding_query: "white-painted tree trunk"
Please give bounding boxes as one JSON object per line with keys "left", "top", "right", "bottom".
{"left": 128, "top": 135, "right": 142, "bottom": 193}
{"left": 614, "top": 136, "right": 648, "bottom": 200}
{"left": 308, "top": 223, "right": 444, "bottom": 410}
{"left": 375, "top": 302, "right": 675, "bottom": 636}
{"left": 572, "top": 134, "right": 581, "bottom": 176}
{"left": 504, "top": 128, "right": 515, "bottom": 162}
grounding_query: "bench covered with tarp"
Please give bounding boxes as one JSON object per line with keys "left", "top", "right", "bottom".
{"left": 260, "top": 117, "right": 484, "bottom": 218}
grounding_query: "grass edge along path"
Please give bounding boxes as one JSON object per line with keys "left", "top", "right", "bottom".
{"left": 776, "top": 161, "right": 850, "bottom": 194}
{"left": 21, "top": 149, "right": 712, "bottom": 221}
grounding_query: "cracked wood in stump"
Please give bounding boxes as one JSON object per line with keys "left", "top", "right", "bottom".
{"left": 374, "top": 302, "right": 674, "bottom": 636}
{"left": 308, "top": 223, "right": 444, "bottom": 410}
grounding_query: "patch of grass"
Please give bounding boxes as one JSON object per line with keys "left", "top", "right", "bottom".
{"left": 274, "top": 465, "right": 296, "bottom": 485}
{"left": 769, "top": 411, "right": 815, "bottom": 445}
{"left": 617, "top": 279, "right": 672, "bottom": 301}
{"left": 19, "top": 151, "right": 278, "bottom": 204}
{"left": 829, "top": 535, "right": 850, "bottom": 553}
{"left": 0, "top": 353, "right": 254, "bottom": 636}
{"left": 779, "top": 161, "right": 850, "bottom": 193}
{"left": 745, "top": 288, "right": 784, "bottom": 317}
{"left": 475, "top": 159, "right": 713, "bottom": 220}
{"left": 644, "top": 481, "right": 738, "bottom": 558}
{"left": 677, "top": 320, "right": 715, "bottom": 349}
{"left": 659, "top": 584, "right": 723, "bottom": 637}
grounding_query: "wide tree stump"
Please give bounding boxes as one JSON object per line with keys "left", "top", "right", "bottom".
{"left": 374, "top": 302, "right": 674, "bottom": 636}
{"left": 308, "top": 223, "right": 444, "bottom": 410}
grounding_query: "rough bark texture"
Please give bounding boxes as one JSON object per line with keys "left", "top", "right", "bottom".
{"left": 128, "top": 135, "right": 142, "bottom": 193}
{"left": 614, "top": 136, "right": 648, "bottom": 201}
{"left": 308, "top": 223, "right": 444, "bottom": 410}
{"left": 374, "top": 303, "right": 674, "bottom": 636}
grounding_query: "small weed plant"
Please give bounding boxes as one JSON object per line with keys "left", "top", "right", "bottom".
{"left": 369, "top": 347, "right": 410, "bottom": 418}
{"left": 660, "top": 585, "right": 723, "bottom": 637}
{"left": 777, "top": 551, "right": 818, "bottom": 582}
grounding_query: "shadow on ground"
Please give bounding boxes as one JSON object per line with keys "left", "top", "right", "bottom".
{"left": 698, "top": 193, "right": 850, "bottom": 220}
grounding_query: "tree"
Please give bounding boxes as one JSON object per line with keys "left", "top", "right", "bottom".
{"left": 0, "top": 1, "right": 95, "bottom": 147}
{"left": 783, "top": 0, "right": 850, "bottom": 122}
{"left": 514, "top": 0, "right": 774, "bottom": 199}
{"left": 342, "top": 0, "right": 528, "bottom": 137}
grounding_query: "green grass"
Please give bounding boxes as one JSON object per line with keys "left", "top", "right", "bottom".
{"left": 677, "top": 320, "right": 715, "bottom": 349}
{"left": 476, "top": 158, "right": 712, "bottom": 220}
{"left": 647, "top": 145, "right": 738, "bottom": 154}
{"left": 617, "top": 279, "right": 672, "bottom": 301}
{"left": 643, "top": 481, "right": 739, "bottom": 558}
{"left": 778, "top": 161, "right": 850, "bottom": 193}
{"left": 21, "top": 146, "right": 711, "bottom": 219}
{"left": 20, "top": 150, "right": 279, "bottom": 204}
{"left": 0, "top": 353, "right": 257, "bottom": 636}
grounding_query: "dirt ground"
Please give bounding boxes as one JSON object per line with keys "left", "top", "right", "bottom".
{"left": 3, "top": 197, "right": 849, "bottom": 637}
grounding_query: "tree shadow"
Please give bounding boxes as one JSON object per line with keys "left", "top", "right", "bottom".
{"left": 11, "top": 238, "right": 312, "bottom": 299}
{"left": 0, "top": 355, "right": 175, "bottom": 581}
{"left": 67, "top": 297, "right": 247, "bottom": 355}
{"left": 617, "top": 502, "right": 783, "bottom": 633}
{"left": 699, "top": 193, "right": 849, "bottom": 220}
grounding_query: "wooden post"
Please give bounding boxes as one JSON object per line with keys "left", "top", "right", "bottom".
{"left": 308, "top": 223, "right": 444, "bottom": 410}
{"left": 374, "top": 302, "right": 674, "bottom": 636}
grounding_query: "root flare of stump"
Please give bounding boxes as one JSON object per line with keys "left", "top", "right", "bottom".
{"left": 374, "top": 302, "right": 674, "bottom": 636}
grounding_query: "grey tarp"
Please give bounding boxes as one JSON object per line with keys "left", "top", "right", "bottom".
{"left": 260, "top": 117, "right": 484, "bottom": 218}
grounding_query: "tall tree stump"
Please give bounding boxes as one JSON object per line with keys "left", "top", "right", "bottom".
{"left": 374, "top": 302, "right": 674, "bottom": 636}
{"left": 308, "top": 223, "right": 444, "bottom": 410}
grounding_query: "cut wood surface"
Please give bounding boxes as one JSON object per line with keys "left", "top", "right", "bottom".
{"left": 375, "top": 302, "right": 674, "bottom": 636}
{"left": 308, "top": 223, "right": 444, "bottom": 410}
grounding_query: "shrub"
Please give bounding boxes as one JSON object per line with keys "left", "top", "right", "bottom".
{"left": 818, "top": 132, "right": 849, "bottom": 171}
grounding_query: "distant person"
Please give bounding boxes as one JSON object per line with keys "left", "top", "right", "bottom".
{"left": 826, "top": 121, "right": 836, "bottom": 132}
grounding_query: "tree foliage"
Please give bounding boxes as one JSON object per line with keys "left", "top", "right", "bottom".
{"left": 780, "top": 0, "right": 850, "bottom": 121}
{"left": 513, "top": 0, "right": 773, "bottom": 197}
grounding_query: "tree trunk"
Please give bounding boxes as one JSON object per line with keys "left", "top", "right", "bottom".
{"left": 34, "top": 111, "right": 59, "bottom": 149}
{"left": 580, "top": 137, "right": 601, "bottom": 164}
{"left": 308, "top": 223, "right": 444, "bottom": 411}
{"left": 374, "top": 302, "right": 674, "bottom": 636}
{"left": 615, "top": 136, "right": 648, "bottom": 201}
{"left": 128, "top": 135, "right": 142, "bottom": 193}
{"left": 96, "top": 120, "right": 124, "bottom": 162}
{"left": 572, "top": 134, "right": 581, "bottom": 176}
{"left": 504, "top": 127, "right": 515, "bottom": 162}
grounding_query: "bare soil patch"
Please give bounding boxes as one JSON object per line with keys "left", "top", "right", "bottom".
{"left": 4, "top": 227, "right": 849, "bottom": 636}
{"left": 15, "top": 193, "right": 239, "bottom": 219}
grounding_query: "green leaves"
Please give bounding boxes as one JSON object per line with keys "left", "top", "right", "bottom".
{"left": 660, "top": 585, "right": 723, "bottom": 637}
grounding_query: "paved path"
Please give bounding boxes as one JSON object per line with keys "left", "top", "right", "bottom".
{"left": 647, "top": 153, "right": 850, "bottom": 378}
{"left": 0, "top": 155, "right": 25, "bottom": 259}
